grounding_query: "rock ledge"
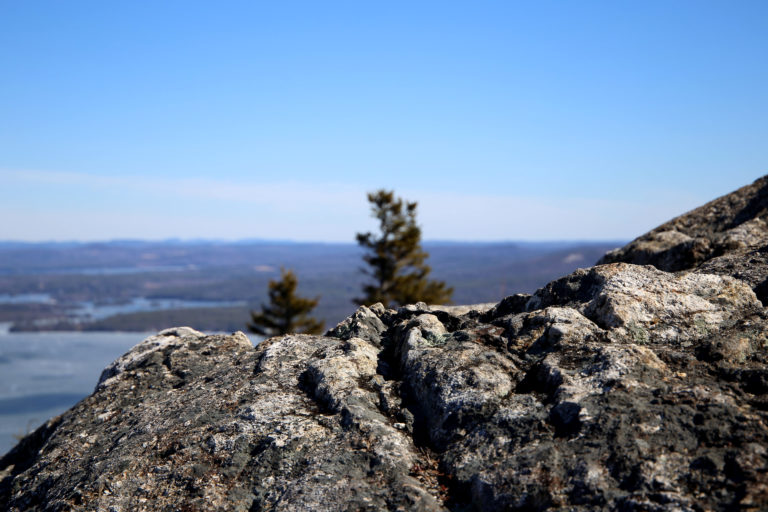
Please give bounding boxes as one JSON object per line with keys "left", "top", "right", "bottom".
{"left": 2, "top": 178, "right": 768, "bottom": 511}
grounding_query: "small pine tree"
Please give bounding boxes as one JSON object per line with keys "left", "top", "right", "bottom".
{"left": 248, "top": 268, "right": 324, "bottom": 337}
{"left": 355, "top": 190, "right": 453, "bottom": 308}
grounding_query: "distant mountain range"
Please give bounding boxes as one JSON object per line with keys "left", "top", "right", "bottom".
{"left": 0, "top": 240, "right": 622, "bottom": 332}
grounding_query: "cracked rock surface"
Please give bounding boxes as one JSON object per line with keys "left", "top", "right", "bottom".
{"left": 599, "top": 175, "right": 768, "bottom": 304}
{"left": 3, "top": 177, "right": 768, "bottom": 511}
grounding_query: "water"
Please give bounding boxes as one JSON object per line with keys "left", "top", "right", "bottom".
{"left": 0, "top": 331, "right": 148, "bottom": 456}
{"left": 0, "top": 293, "right": 246, "bottom": 326}
{"left": 0, "top": 293, "right": 55, "bottom": 304}
{"left": 0, "top": 265, "right": 193, "bottom": 276}
{"left": 74, "top": 297, "right": 246, "bottom": 321}
{"left": 0, "top": 330, "right": 261, "bottom": 456}
{"left": 58, "top": 265, "right": 192, "bottom": 276}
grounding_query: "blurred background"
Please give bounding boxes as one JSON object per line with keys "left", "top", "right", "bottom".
{"left": 1, "top": 0, "right": 767, "bottom": 453}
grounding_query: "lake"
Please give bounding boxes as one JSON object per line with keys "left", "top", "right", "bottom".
{"left": 0, "top": 329, "right": 260, "bottom": 456}
{"left": 0, "top": 293, "right": 247, "bottom": 327}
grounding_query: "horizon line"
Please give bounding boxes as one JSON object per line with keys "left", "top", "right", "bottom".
{"left": 0, "top": 237, "right": 630, "bottom": 246}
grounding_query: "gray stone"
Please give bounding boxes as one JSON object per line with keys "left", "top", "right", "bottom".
{"left": 3, "top": 177, "right": 768, "bottom": 510}
{"left": 599, "top": 175, "right": 768, "bottom": 304}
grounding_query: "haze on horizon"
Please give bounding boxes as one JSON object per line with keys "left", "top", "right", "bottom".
{"left": 1, "top": 1, "right": 767, "bottom": 243}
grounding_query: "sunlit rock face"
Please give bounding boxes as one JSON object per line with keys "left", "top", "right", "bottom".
{"left": 3, "top": 177, "right": 768, "bottom": 511}
{"left": 599, "top": 175, "right": 768, "bottom": 302}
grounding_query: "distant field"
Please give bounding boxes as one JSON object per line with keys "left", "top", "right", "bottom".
{"left": 0, "top": 240, "right": 622, "bottom": 332}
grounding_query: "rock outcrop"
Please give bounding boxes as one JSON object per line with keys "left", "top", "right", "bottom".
{"left": 599, "top": 175, "right": 768, "bottom": 303}
{"left": 2, "top": 177, "right": 768, "bottom": 511}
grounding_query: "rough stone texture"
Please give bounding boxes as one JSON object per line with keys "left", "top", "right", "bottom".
{"left": 599, "top": 175, "right": 768, "bottom": 305}
{"left": 5, "top": 324, "right": 457, "bottom": 511}
{"left": 3, "top": 178, "right": 768, "bottom": 511}
{"left": 528, "top": 263, "right": 761, "bottom": 344}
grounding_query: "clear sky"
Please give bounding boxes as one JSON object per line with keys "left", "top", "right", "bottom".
{"left": 1, "top": 1, "right": 767, "bottom": 242}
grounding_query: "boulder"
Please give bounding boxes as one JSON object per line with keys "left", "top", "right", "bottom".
{"left": 2, "top": 177, "right": 768, "bottom": 511}
{"left": 599, "top": 176, "right": 768, "bottom": 303}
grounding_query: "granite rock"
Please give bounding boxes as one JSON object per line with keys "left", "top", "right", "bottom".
{"left": 2, "top": 178, "right": 768, "bottom": 511}
{"left": 600, "top": 175, "right": 768, "bottom": 304}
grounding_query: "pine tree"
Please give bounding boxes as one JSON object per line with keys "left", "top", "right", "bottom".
{"left": 248, "top": 268, "right": 324, "bottom": 337}
{"left": 355, "top": 190, "right": 453, "bottom": 308}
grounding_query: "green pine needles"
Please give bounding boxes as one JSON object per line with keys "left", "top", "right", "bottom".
{"left": 248, "top": 268, "right": 324, "bottom": 337}
{"left": 355, "top": 190, "right": 453, "bottom": 308}
{"left": 248, "top": 190, "right": 452, "bottom": 335}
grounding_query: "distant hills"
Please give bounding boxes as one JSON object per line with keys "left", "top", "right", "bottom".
{"left": 0, "top": 240, "right": 622, "bottom": 332}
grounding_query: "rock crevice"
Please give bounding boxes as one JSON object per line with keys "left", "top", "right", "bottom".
{"left": 3, "top": 177, "right": 768, "bottom": 510}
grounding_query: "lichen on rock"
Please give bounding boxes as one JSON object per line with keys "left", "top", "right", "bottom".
{"left": 3, "top": 177, "right": 768, "bottom": 511}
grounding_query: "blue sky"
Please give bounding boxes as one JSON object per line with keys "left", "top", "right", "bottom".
{"left": 1, "top": 1, "right": 767, "bottom": 242}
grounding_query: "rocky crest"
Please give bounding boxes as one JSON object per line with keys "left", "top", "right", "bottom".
{"left": 599, "top": 175, "right": 768, "bottom": 301}
{"left": 2, "top": 178, "right": 768, "bottom": 511}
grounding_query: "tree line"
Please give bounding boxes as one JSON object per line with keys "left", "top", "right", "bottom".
{"left": 247, "top": 190, "right": 452, "bottom": 337}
